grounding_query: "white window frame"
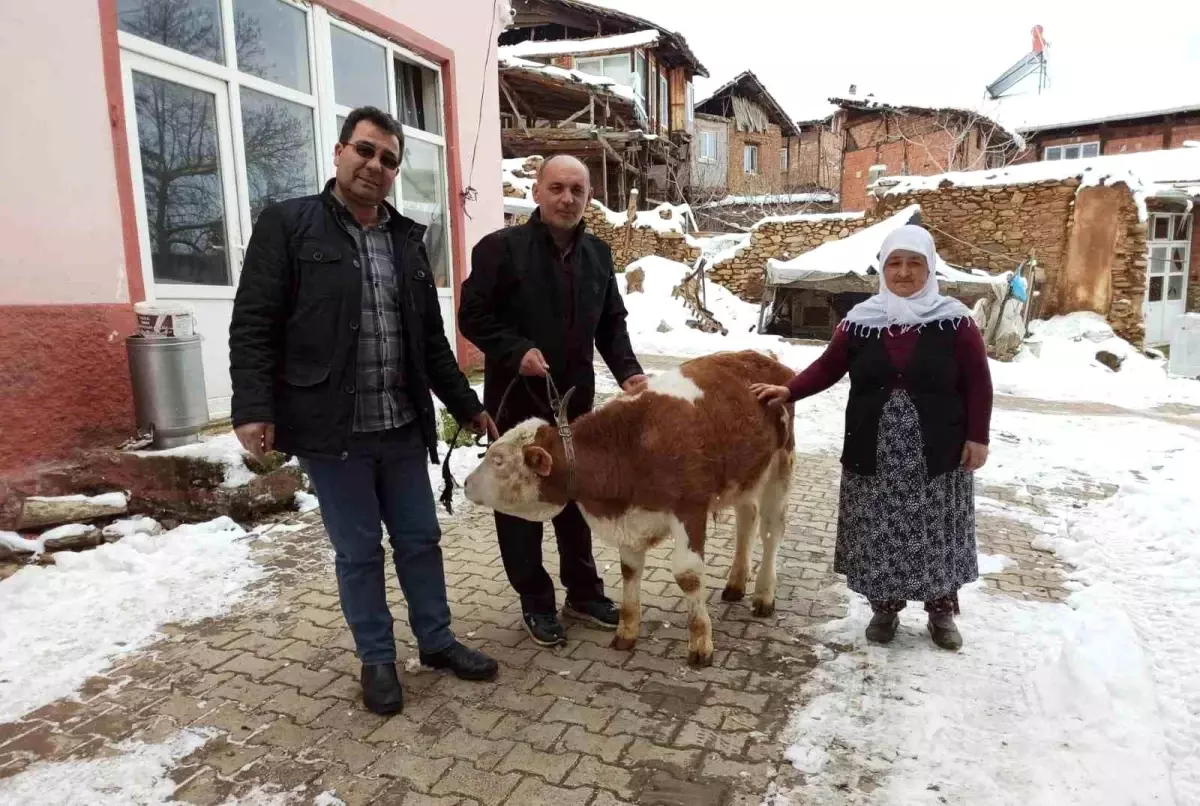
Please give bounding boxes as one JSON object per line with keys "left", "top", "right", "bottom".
{"left": 118, "top": 1, "right": 455, "bottom": 299}
{"left": 698, "top": 131, "right": 717, "bottom": 164}
{"left": 1044, "top": 141, "right": 1100, "bottom": 161}
{"left": 780, "top": 146, "right": 789, "bottom": 173}
{"left": 633, "top": 49, "right": 648, "bottom": 120}
{"left": 658, "top": 73, "right": 669, "bottom": 131}
{"left": 685, "top": 80, "right": 694, "bottom": 132}
{"left": 744, "top": 144, "right": 759, "bottom": 175}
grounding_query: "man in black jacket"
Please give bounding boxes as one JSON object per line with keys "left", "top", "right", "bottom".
{"left": 229, "top": 107, "right": 498, "bottom": 716}
{"left": 459, "top": 155, "right": 647, "bottom": 647}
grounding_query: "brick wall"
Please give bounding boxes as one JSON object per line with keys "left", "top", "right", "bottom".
{"left": 792, "top": 124, "right": 841, "bottom": 193}
{"left": 1029, "top": 113, "right": 1200, "bottom": 156}
{"left": 706, "top": 214, "right": 869, "bottom": 302}
{"left": 727, "top": 124, "right": 784, "bottom": 196}
{"left": 839, "top": 112, "right": 991, "bottom": 211}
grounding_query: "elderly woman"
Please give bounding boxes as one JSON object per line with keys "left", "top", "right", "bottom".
{"left": 753, "top": 225, "right": 993, "bottom": 650}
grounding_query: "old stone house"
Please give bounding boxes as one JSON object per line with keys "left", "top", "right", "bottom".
{"left": 498, "top": 0, "right": 707, "bottom": 207}
{"left": 689, "top": 72, "right": 839, "bottom": 230}
{"left": 831, "top": 95, "right": 1019, "bottom": 212}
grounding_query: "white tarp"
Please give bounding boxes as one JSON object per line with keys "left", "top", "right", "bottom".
{"left": 765, "top": 205, "right": 1005, "bottom": 291}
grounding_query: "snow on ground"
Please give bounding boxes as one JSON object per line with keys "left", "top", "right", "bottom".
{"left": 993, "top": 312, "right": 1200, "bottom": 409}
{"left": 0, "top": 727, "right": 218, "bottom": 805}
{"left": 0, "top": 517, "right": 264, "bottom": 723}
{"left": 102, "top": 515, "right": 163, "bottom": 539}
{"left": 136, "top": 432, "right": 256, "bottom": 488}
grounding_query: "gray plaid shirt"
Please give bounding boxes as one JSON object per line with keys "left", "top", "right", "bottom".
{"left": 332, "top": 195, "right": 417, "bottom": 433}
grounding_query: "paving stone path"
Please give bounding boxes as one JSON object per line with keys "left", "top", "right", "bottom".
{"left": 0, "top": 437, "right": 1074, "bottom": 806}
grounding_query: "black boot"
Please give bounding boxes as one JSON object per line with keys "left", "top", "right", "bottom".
{"left": 865, "top": 612, "right": 899, "bottom": 644}
{"left": 927, "top": 613, "right": 963, "bottom": 650}
{"left": 360, "top": 662, "right": 403, "bottom": 715}
{"left": 419, "top": 641, "right": 499, "bottom": 681}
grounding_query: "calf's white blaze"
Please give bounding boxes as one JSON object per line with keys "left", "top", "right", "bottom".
{"left": 645, "top": 370, "right": 703, "bottom": 403}
{"left": 463, "top": 418, "right": 565, "bottom": 522}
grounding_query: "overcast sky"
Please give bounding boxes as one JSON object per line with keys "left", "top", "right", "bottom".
{"left": 587, "top": 0, "right": 1200, "bottom": 124}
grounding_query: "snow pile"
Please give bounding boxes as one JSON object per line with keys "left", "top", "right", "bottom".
{"left": 135, "top": 432, "right": 255, "bottom": 488}
{"left": 498, "top": 29, "right": 659, "bottom": 59}
{"left": 696, "top": 192, "right": 838, "bottom": 208}
{"left": 598, "top": 201, "right": 695, "bottom": 233}
{"left": 623, "top": 256, "right": 761, "bottom": 345}
{"left": 992, "top": 312, "right": 1200, "bottom": 409}
{"left": 0, "top": 517, "right": 263, "bottom": 722}
{"left": 101, "top": 516, "right": 163, "bottom": 540}
{"left": 874, "top": 147, "right": 1200, "bottom": 220}
{"left": 294, "top": 491, "right": 319, "bottom": 513}
{"left": 0, "top": 727, "right": 218, "bottom": 805}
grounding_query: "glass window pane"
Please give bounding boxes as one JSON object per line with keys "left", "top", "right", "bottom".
{"left": 396, "top": 59, "right": 441, "bottom": 135}
{"left": 1175, "top": 214, "right": 1192, "bottom": 241}
{"left": 1045, "top": 147, "right": 1061, "bottom": 160}
{"left": 402, "top": 138, "right": 449, "bottom": 288}
{"left": 1149, "top": 276, "right": 1164, "bottom": 302}
{"left": 330, "top": 26, "right": 387, "bottom": 110}
{"left": 118, "top": 0, "right": 223, "bottom": 63}
{"left": 1082, "top": 142, "right": 1100, "bottom": 158}
{"left": 1151, "top": 246, "right": 1168, "bottom": 273}
{"left": 240, "top": 88, "right": 318, "bottom": 222}
{"left": 133, "top": 72, "right": 230, "bottom": 286}
{"left": 1153, "top": 217, "right": 1171, "bottom": 240}
{"left": 1172, "top": 247, "right": 1187, "bottom": 271}
{"left": 1167, "top": 275, "right": 1184, "bottom": 301}
{"left": 1064, "top": 145, "right": 1080, "bottom": 159}
{"left": 234, "top": 0, "right": 310, "bottom": 93}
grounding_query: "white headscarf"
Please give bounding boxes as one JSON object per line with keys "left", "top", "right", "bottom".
{"left": 840, "top": 224, "right": 972, "bottom": 335}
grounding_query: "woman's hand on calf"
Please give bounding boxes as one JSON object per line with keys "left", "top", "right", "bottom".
{"left": 750, "top": 383, "right": 791, "bottom": 409}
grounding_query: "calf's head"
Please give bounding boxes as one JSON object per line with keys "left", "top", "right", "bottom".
{"left": 464, "top": 418, "right": 567, "bottom": 522}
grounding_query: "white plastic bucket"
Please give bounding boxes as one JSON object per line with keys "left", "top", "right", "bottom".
{"left": 134, "top": 301, "right": 195, "bottom": 339}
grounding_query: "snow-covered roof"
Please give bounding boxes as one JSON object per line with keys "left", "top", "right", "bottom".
{"left": 498, "top": 53, "right": 638, "bottom": 103}
{"left": 997, "top": 91, "right": 1200, "bottom": 134}
{"left": 874, "top": 146, "right": 1200, "bottom": 219}
{"left": 766, "top": 205, "right": 1004, "bottom": 290}
{"left": 695, "top": 191, "right": 838, "bottom": 208}
{"left": 498, "top": 29, "right": 659, "bottom": 59}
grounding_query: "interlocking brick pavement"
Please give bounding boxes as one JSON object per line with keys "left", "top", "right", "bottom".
{"left": 0, "top": 440, "right": 1072, "bottom": 804}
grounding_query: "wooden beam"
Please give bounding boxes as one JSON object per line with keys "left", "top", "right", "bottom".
{"left": 554, "top": 102, "right": 594, "bottom": 128}
{"left": 498, "top": 78, "right": 530, "bottom": 133}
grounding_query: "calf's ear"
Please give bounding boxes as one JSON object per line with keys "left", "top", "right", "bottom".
{"left": 523, "top": 445, "right": 554, "bottom": 477}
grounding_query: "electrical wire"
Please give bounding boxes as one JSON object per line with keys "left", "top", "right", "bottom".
{"left": 924, "top": 222, "right": 1031, "bottom": 269}
{"left": 460, "top": 0, "right": 502, "bottom": 217}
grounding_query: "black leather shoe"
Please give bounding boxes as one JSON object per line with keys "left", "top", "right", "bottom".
{"left": 564, "top": 597, "right": 620, "bottom": 630}
{"left": 360, "top": 662, "right": 403, "bottom": 715}
{"left": 522, "top": 611, "right": 567, "bottom": 647}
{"left": 419, "top": 641, "right": 499, "bottom": 681}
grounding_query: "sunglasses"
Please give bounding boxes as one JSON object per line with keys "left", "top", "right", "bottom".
{"left": 344, "top": 140, "right": 401, "bottom": 172}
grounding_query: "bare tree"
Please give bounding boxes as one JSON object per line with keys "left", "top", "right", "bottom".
{"left": 877, "top": 108, "right": 1022, "bottom": 175}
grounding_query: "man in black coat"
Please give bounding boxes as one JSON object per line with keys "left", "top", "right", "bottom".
{"left": 459, "top": 154, "right": 647, "bottom": 647}
{"left": 229, "top": 106, "right": 498, "bottom": 716}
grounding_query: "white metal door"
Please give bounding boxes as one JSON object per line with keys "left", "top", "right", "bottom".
{"left": 122, "top": 53, "right": 244, "bottom": 418}
{"left": 1144, "top": 212, "right": 1192, "bottom": 346}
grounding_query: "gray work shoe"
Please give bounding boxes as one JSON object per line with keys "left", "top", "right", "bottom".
{"left": 927, "top": 613, "right": 963, "bottom": 650}
{"left": 865, "top": 612, "right": 899, "bottom": 644}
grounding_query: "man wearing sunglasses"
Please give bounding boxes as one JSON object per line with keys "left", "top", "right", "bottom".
{"left": 230, "top": 106, "right": 498, "bottom": 716}
{"left": 459, "top": 154, "right": 647, "bottom": 648}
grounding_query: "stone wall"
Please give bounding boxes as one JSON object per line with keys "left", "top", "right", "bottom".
{"left": 874, "top": 179, "right": 1148, "bottom": 344}
{"left": 706, "top": 214, "right": 869, "bottom": 302}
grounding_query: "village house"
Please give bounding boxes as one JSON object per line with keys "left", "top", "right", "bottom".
{"left": 716, "top": 147, "right": 1200, "bottom": 349}
{"left": 0, "top": 0, "right": 505, "bottom": 483}
{"left": 1015, "top": 102, "right": 1200, "bottom": 161}
{"left": 497, "top": 0, "right": 708, "bottom": 208}
{"left": 688, "top": 71, "right": 838, "bottom": 230}
{"left": 831, "top": 94, "right": 1020, "bottom": 212}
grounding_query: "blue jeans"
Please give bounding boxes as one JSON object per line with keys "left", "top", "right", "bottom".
{"left": 299, "top": 425, "right": 454, "bottom": 664}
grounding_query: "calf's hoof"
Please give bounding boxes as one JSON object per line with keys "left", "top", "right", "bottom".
{"left": 720, "top": 585, "right": 745, "bottom": 602}
{"left": 610, "top": 635, "right": 637, "bottom": 651}
{"left": 687, "top": 650, "right": 714, "bottom": 668}
{"left": 751, "top": 599, "right": 776, "bottom": 617}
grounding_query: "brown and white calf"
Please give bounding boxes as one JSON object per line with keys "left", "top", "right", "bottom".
{"left": 463, "top": 350, "right": 795, "bottom": 667}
